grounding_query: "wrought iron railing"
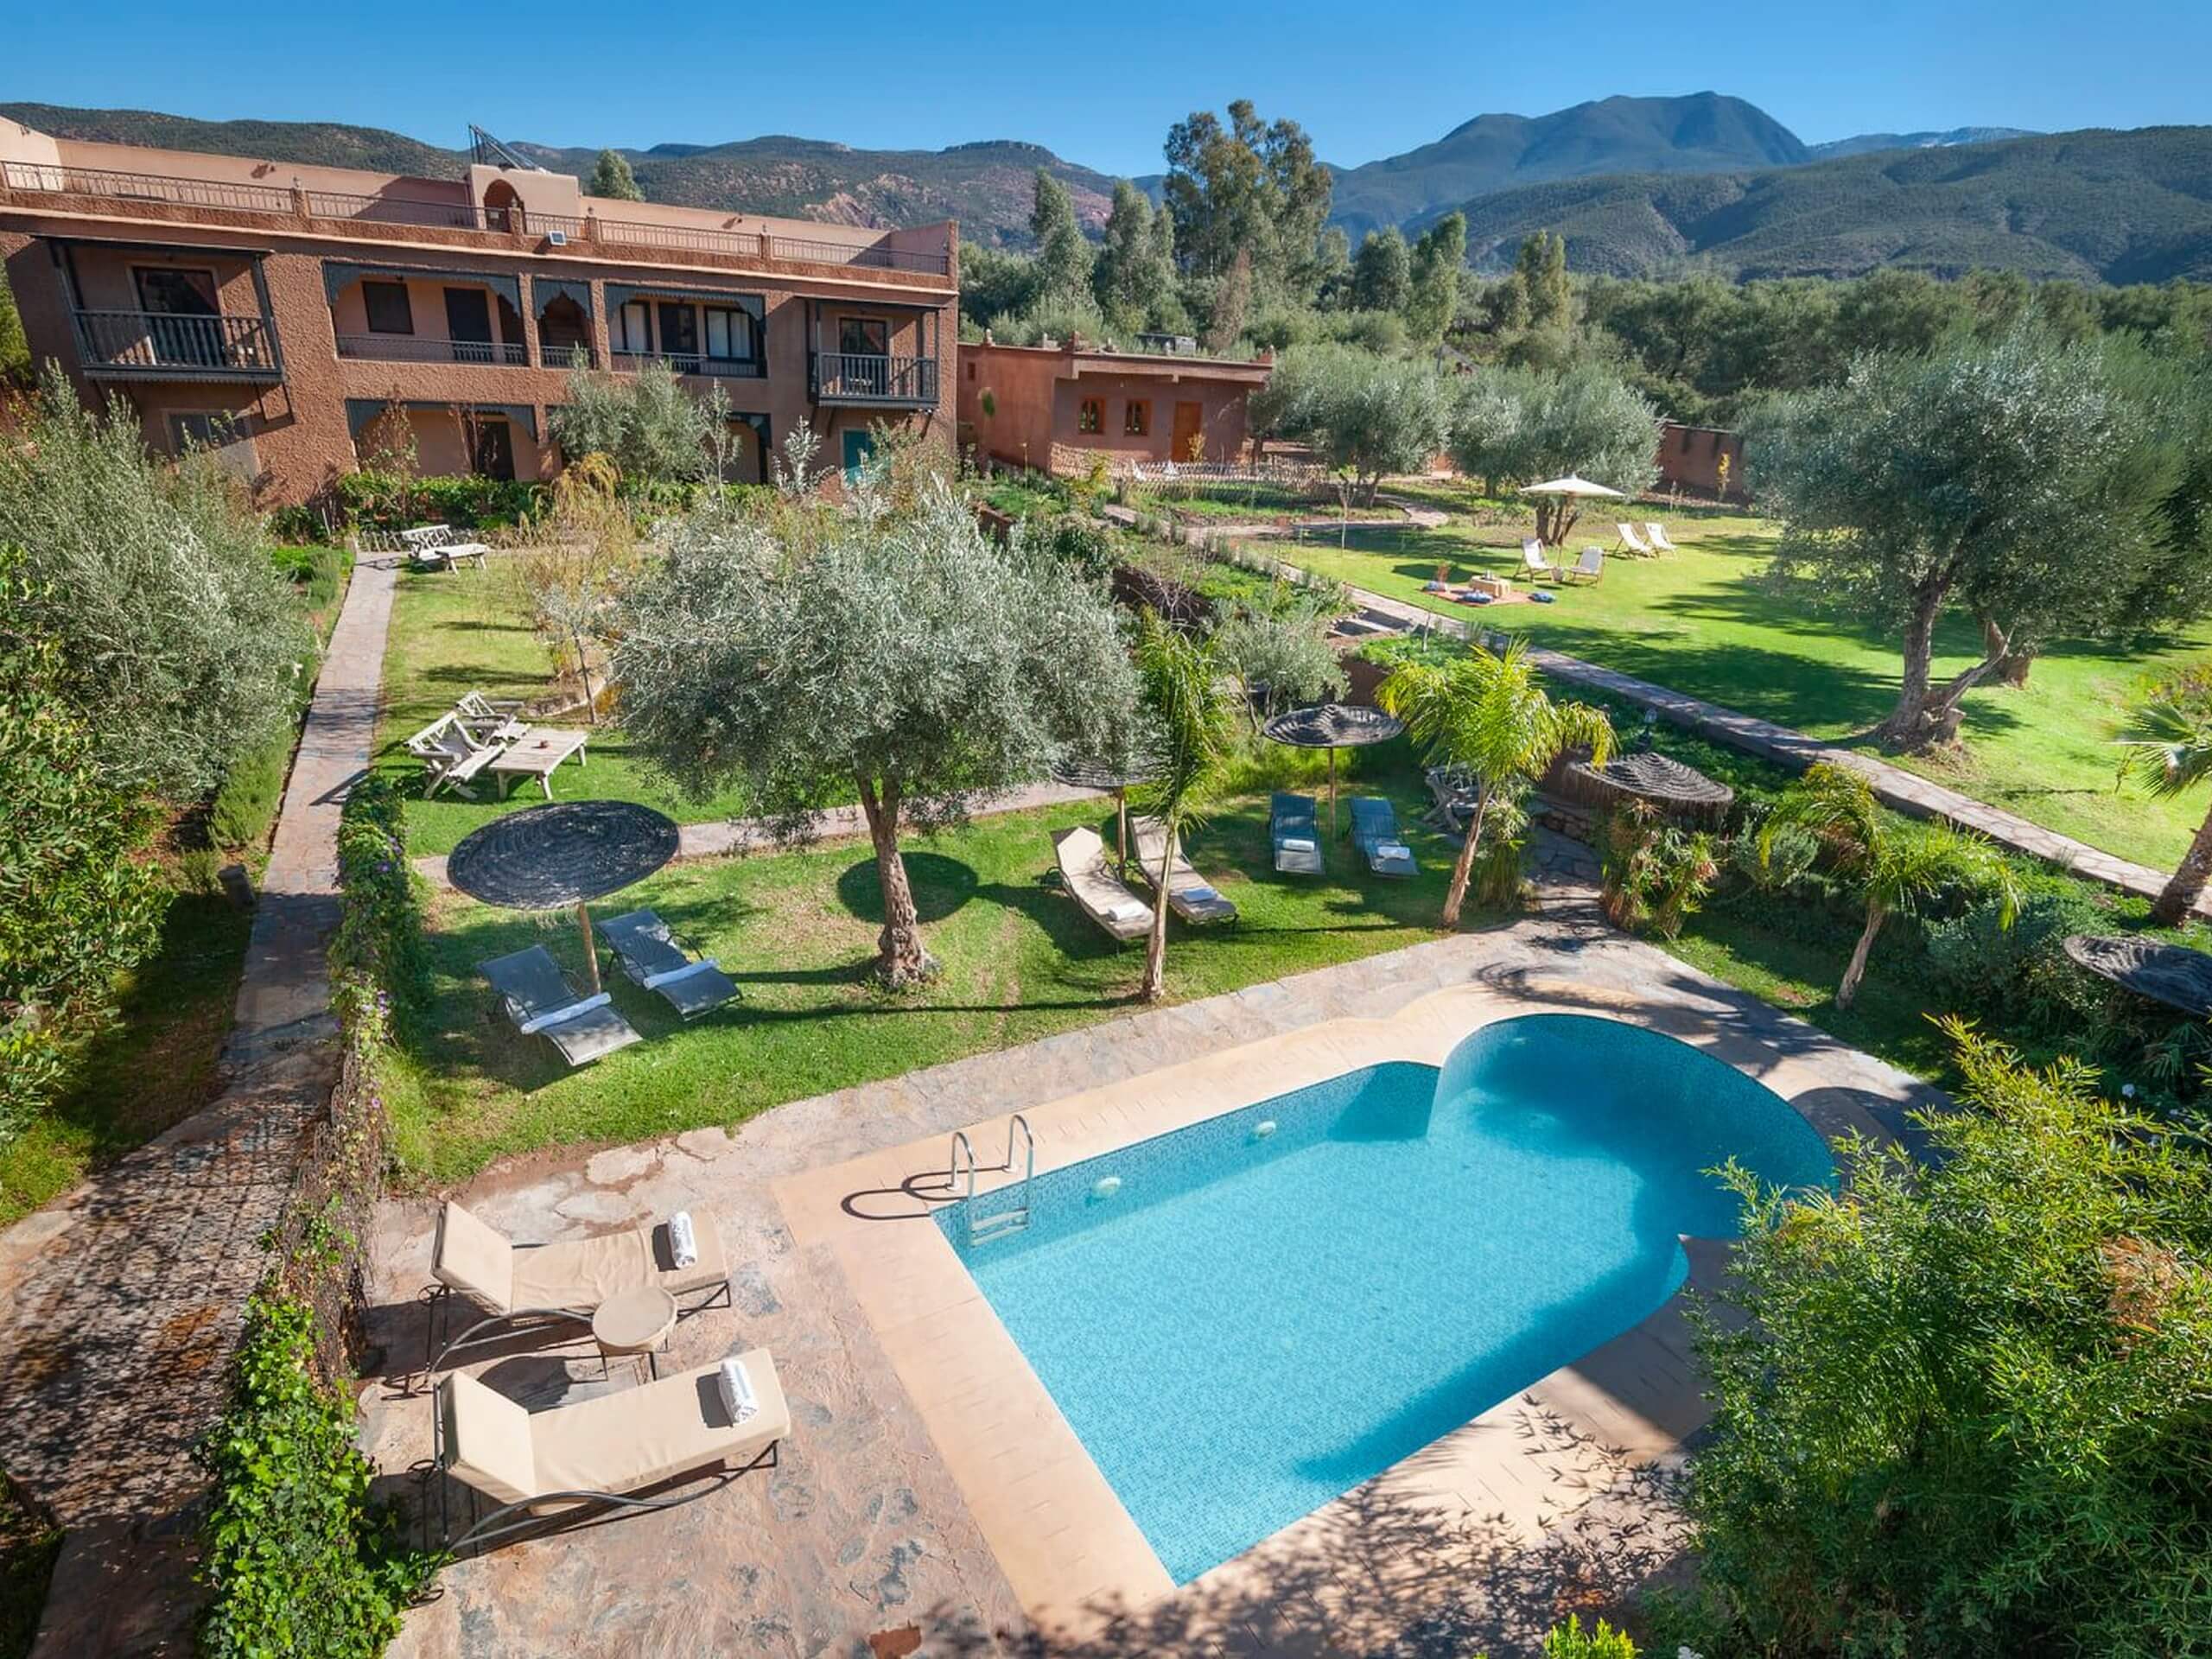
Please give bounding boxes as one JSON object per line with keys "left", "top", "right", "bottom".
{"left": 302, "top": 188, "right": 489, "bottom": 230}
{"left": 3, "top": 160, "right": 295, "bottom": 213}
{"left": 768, "top": 233, "right": 948, "bottom": 275}
{"left": 810, "top": 352, "right": 938, "bottom": 404}
{"left": 610, "top": 349, "right": 766, "bottom": 378}
{"left": 73, "top": 309, "right": 278, "bottom": 374}
{"left": 334, "top": 334, "right": 529, "bottom": 367}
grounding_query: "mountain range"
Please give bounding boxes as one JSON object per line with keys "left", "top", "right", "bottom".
{"left": 5, "top": 95, "right": 2207, "bottom": 283}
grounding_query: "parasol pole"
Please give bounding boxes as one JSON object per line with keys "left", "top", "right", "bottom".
{"left": 1328, "top": 747, "right": 1338, "bottom": 839}
{"left": 1116, "top": 786, "right": 1130, "bottom": 870}
{"left": 577, "top": 901, "right": 601, "bottom": 993}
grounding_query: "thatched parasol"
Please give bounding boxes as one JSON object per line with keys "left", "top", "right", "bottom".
{"left": 1550, "top": 750, "right": 1737, "bottom": 827}
{"left": 1262, "top": 703, "right": 1407, "bottom": 838}
{"left": 1052, "top": 754, "right": 1163, "bottom": 868}
{"left": 2063, "top": 934, "right": 2212, "bottom": 1018}
{"left": 448, "top": 800, "right": 681, "bottom": 992}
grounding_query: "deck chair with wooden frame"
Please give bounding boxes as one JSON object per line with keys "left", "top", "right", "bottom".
{"left": 454, "top": 690, "right": 530, "bottom": 745}
{"left": 1563, "top": 547, "right": 1605, "bottom": 584}
{"left": 1521, "top": 539, "right": 1560, "bottom": 583}
{"left": 1643, "top": 522, "right": 1680, "bottom": 555}
{"left": 429, "top": 1352, "right": 788, "bottom": 1554}
{"left": 1614, "top": 523, "right": 1656, "bottom": 557}
{"left": 408, "top": 711, "right": 503, "bottom": 798}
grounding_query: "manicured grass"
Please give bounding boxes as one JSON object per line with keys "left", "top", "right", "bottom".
{"left": 376, "top": 563, "right": 754, "bottom": 855}
{"left": 389, "top": 742, "right": 1481, "bottom": 1184}
{"left": 1128, "top": 481, "right": 1401, "bottom": 523}
{"left": 0, "top": 892, "right": 253, "bottom": 1226}
{"left": 1270, "top": 506, "right": 2212, "bottom": 874}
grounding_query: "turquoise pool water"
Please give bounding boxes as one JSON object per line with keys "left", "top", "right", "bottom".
{"left": 938, "top": 1013, "right": 1834, "bottom": 1585}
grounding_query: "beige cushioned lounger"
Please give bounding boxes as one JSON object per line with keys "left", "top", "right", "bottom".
{"left": 433, "top": 1201, "right": 729, "bottom": 1315}
{"left": 1052, "top": 825, "right": 1154, "bottom": 942}
{"left": 441, "top": 1350, "right": 789, "bottom": 1514}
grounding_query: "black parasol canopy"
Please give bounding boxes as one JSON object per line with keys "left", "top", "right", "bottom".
{"left": 1262, "top": 703, "right": 1407, "bottom": 838}
{"left": 2063, "top": 934, "right": 2212, "bottom": 1018}
{"left": 448, "top": 800, "right": 681, "bottom": 910}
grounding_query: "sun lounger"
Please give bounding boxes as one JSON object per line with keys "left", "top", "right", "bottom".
{"left": 1350, "top": 798, "right": 1419, "bottom": 878}
{"left": 1272, "top": 792, "right": 1324, "bottom": 874}
{"left": 1131, "top": 816, "right": 1238, "bottom": 925}
{"left": 1644, "top": 522, "right": 1679, "bottom": 554}
{"left": 597, "top": 910, "right": 741, "bottom": 1020}
{"left": 1521, "top": 539, "right": 1560, "bottom": 583}
{"left": 1564, "top": 547, "right": 1605, "bottom": 583}
{"left": 407, "top": 710, "right": 504, "bottom": 798}
{"left": 400, "top": 523, "right": 490, "bottom": 569}
{"left": 480, "top": 944, "right": 641, "bottom": 1068}
{"left": 1615, "top": 523, "right": 1656, "bottom": 557}
{"left": 431, "top": 1350, "right": 788, "bottom": 1552}
{"left": 422, "top": 1198, "right": 734, "bottom": 1382}
{"left": 1053, "top": 825, "right": 1154, "bottom": 942}
{"left": 454, "top": 690, "right": 530, "bottom": 745}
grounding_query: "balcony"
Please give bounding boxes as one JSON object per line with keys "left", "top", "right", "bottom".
{"left": 809, "top": 352, "right": 938, "bottom": 406}
{"left": 336, "top": 334, "right": 530, "bottom": 367}
{"left": 611, "top": 350, "right": 765, "bottom": 378}
{"left": 73, "top": 309, "right": 281, "bottom": 380}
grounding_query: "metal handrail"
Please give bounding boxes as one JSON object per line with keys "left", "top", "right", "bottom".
{"left": 1006, "top": 1114, "right": 1034, "bottom": 1190}
{"left": 949, "top": 1131, "right": 977, "bottom": 1204}
{"left": 609, "top": 349, "right": 765, "bottom": 378}
{"left": 810, "top": 351, "right": 938, "bottom": 403}
{"left": 3, "top": 159, "right": 293, "bottom": 213}
{"left": 302, "top": 188, "right": 486, "bottom": 230}
{"left": 73, "top": 308, "right": 277, "bottom": 372}
{"left": 335, "top": 333, "right": 529, "bottom": 367}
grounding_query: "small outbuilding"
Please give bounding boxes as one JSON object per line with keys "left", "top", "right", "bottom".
{"left": 958, "top": 335, "right": 1271, "bottom": 476}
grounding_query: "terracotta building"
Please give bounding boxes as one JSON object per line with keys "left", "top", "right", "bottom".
{"left": 957, "top": 337, "right": 1271, "bottom": 475}
{"left": 1655, "top": 421, "right": 1748, "bottom": 502}
{"left": 0, "top": 119, "right": 958, "bottom": 501}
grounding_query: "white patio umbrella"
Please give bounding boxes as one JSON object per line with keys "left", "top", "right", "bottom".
{"left": 1521, "top": 474, "right": 1628, "bottom": 545}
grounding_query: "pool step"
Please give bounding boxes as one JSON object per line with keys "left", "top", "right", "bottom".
{"left": 951, "top": 1116, "right": 1036, "bottom": 1245}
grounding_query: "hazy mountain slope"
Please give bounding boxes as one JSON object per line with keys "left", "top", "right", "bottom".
{"left": 1445, "top": 127, "right": 2212, "bottom": 283}
{"left": 1326, "top": 92, "right": 1808, "bottom": 239}
{"left": 1807, "top": 125, "right": 2037, "bottom": 161}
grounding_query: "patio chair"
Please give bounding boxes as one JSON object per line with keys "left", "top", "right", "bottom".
{"left": 400, "top": 524, "right": 490, "bottom": 570}
{"left": 422, "top": 1199, "right": 733, "bottom": 1384}
{"left": 430, "top": 1351, "right": 788, "bottom": 1554}
{"left": 1131, "top": 816, "right": 1238, "bottom": 925}
{"left": 1424, "top": 765, "right": 1478, "bottom": 836}
{"left": 407, "top": 711, "right": 504, "bottom": 798}
{"left": 1271, "top": 792, "right": 1324, "bottom": 875}
{"left": 1644, "top": 522, "right": 1680, "bottom": 555}
{"left": 1350, "top": 798, "right": 1419, "bottom": 878}
{"left": 1563, "top": 547, "right": 1605, "bottom": 584}
{"left": 1614, "top": 523, "right": 1656, "bottom": 557}
{"left": 1521, "top": 539, "right": 1560, "bottom": 583}
{"left": 1052, "top": 826, "right": 1154, "bottom": 943}
{"left": 454, "top": 690, "right": 530, "bottom": 746}
{"left": 597, "top": 910, "right": 741, "bottom": 1020}
{"left": 480, "top": 944, "right": 642, "bottom": 1068}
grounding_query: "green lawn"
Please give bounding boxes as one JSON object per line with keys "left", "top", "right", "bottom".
{"left": 376, "top": 563, "right": 755, "bottom": 855}
{"left": 389, "top": 742, "right": 1480, "bottom": 1183}
{"left": 1272, "top": 505, "right": 2212, "bottom": 874}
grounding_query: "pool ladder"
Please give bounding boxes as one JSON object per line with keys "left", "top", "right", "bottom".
{"left": 950, "top": 1114, "right": 1034, "bottom": 1244}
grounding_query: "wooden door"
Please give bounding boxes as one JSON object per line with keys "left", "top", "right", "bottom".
{"left": 1171, "top": 400, "right": 1205, "bottom": 463}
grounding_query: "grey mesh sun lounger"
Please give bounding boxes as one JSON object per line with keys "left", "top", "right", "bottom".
{"left": 1271, "top": 792, "right": 1324, "bottom": 875}
{"left": 1132, "top": 816, "right": 1238, "bottom": 924}
{"left": 480, "top": 945, "right": 641, "bottom": 1067}
{"left": 597, "top": 910, "right": 740, "bottom": 1020}
{"left": 1350, "top": 797, "right": 1419, "bottom": 878}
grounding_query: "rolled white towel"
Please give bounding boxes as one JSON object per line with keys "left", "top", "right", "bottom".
{"left": 1377, "top": 841, "right": 1413, "bottom": 860}
{"left": 1280, "top": 836, "right": 1317, "bottom": 854}
{"left": 717, "top": 1357, "right": 759, "bottom": 1425}
{"left": 667, "top": 1211, "right": 699, "bottom": 1270}
{"left": 1103, "top": 899, "right": 1147, "bottom": 924}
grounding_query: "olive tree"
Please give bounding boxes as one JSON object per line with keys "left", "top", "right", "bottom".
{"left": 548, "top": 359, "right": 728, "bottom": 485}
{"left": 1449, "top": 364, "right": 1660, "bottom": 541}
{"left": 613, "top": 473, "right": 1140, "bottom": 986}
{"left": 1752, "top": 327, "right": 2178, "bottom": 751}
{"left": 1249, "top": 343, "right": 1451, "bottom": 505}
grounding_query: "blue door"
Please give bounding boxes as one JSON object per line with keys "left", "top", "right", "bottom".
{"left": 842, "top": 429, "right": 877, "bottom": 482}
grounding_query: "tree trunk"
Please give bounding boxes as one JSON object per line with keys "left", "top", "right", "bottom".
{"left": 1873, "top": 581, "right": 1946, "bottom": 749}
{"left": 1836, "top": 901, "right": 1889, "bottom": 1010}
{"left": 2152, "top": 802, "right": 2212, "bottom": 926}
{"left": 1981, "top": 614, "right": 2034, "bottom": 688}
{"left": 1141, "top": 824, "right": 1175, "bottom": 1001}
{"left": 856, "top": 774, "right": 936, "bottom": 988}
{"left": 1440, "top": 785, "right": 1489, "bottom": 929}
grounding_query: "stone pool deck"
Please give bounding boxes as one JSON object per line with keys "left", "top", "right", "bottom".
{"left": 366, "top": 851, "right": 1941, "bottom": 1658}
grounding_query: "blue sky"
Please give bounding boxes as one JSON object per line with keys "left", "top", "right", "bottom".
{"left": 8, "top": 0, "right": 2208, "bottom": 177}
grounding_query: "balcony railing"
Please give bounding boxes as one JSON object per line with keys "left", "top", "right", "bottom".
{"left": 610, "top": 349, "right": 766, "bottom": 378}
{"left": 810, "top": 352, "right": 938, "bottom": 404}
{"left": 335, "top": 334, "right": 530, "bottom": 367}
{"left": 2, "top": 159, "right": 955, "bottom": 276}
{"left": 73, "top": 309, "right": 280, "bottom": 378}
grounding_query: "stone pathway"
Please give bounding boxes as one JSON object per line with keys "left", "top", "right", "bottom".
{"left": 1238, "top": 543, "right": 2212, "bottom": 918}
{"left": 365, "top": 834, "right": 1940, "bottom": 1659}
{"left": 0, "top": 555, "right": 398, "bottom": 1656}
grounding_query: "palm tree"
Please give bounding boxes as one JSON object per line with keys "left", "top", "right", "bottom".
{"left": 1133, "top": 611, "right": 1237, "bottom": 1002}
{"left": 1760, "top": 763, "right": 2021, "bottom": 1009}
{"left": 2116, "top": 689, "right": 2212, "bottom": 926}
{"left": 1379, "top": 637, "right": 1613, "bottom": 928}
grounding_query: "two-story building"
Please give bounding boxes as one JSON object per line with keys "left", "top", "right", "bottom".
{"left": 0, "top": 119, "right": 958, "bottom": 499}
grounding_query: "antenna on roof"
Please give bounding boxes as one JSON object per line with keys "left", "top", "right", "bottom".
{"left": 468, "top": 124, "right": 546, "bottom": 172}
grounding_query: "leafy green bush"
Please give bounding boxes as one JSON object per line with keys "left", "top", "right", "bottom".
{"left": 207, "top": 723, "right": 294, "bottom": 852}
{"left": 1669, "top": 1025, "right": 2212, "bottom": 1658}
{"left": 1027, "top": 511, "right": 1121, "bottom": 581}
{"left": 194, "top": 1290, "right": 426, "bottom": 1658}
{"left": 334, "top": 471, "right": 543, "bottom": 533}
{"left": 1541, "top": 1616, "right": 1637, "bottom": 1658}
{"left": 1600, "top": 802, "right": 1719, "bottom": 939}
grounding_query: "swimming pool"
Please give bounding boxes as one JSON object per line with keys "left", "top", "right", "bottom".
{"left": 937, "top": 1013, "right": 1834, "bottom": 1585}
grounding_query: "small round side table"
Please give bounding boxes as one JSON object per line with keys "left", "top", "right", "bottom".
{"left": 591, "top": 1285, "right": 677, "bottom": 1381}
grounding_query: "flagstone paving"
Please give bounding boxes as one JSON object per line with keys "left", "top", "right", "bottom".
{"left": 366, "top": 842, "right": 1941, "bottom": 1658}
